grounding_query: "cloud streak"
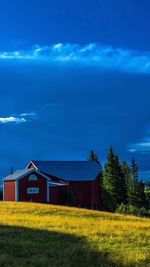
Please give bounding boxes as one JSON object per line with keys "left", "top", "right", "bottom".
{"left": 20, "top": 112, "right": 36, "bottom": 117}
{"left": 0, "top": 116, "right": 26, "bottom": 124}
{"left": 0, "top": 43, "right": 150, "bottom": 73}
{"left": 128, "top": 141, "right": 150, "bottom": 153}
{"left": 0, "top": 112, "right": 36, "bottom": 125}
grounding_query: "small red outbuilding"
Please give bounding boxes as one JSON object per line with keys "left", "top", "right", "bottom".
{"left": 3, "top": 168, "right": 50, "bottom": 202}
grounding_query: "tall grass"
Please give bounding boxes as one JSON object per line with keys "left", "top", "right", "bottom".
{"left": 0, "top": 202, "right": 149, "bottom": 267}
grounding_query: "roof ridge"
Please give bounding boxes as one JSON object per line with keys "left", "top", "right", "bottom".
{"left": 28, "top": 160, "right": 100, "bottom": 181}
{"left": 32, "top": 160, "right": 96, "bottom": 162}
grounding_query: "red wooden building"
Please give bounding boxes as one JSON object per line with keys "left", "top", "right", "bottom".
{"left": 3, "top": 160, "right": 101, "bottom": 208}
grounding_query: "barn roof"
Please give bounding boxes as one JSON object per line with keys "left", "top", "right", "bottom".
{"left": 27, "top": 160, "right": 101, "bottom": 181}
{"left": 3, "top": 168, "right": 50, "bottom": 181}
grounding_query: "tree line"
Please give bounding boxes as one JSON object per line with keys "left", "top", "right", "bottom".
{"left": 88, "top": 147, "right": 150, "bottom": 214}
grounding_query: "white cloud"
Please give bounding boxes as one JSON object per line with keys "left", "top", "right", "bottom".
{"left": 0, "top": 43, "right": 150, "bottom": 73}
{"left": 52, "top": 43, "right": 63, "bottom": 50}
{"left": 20, "top": 112, "right": 36, "bottom": 117}
{"left": 0, "top": 116, "right": 26, "bottom": 124}
{"left": 0, "top": 112, "right": 37, "bottom": 125}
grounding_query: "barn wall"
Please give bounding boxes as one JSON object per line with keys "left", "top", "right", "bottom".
{"left": 69, "top": 175, "right": 100, "bottom": 208}
{"left": 69, "top": 181, "right": 92, "bottom": 207}
{"left": 3, "top": 180, "right": 16, "bottom": 201}
{"left": 91, "top": 174, "right": 100, "bottom": 207}
{"left": 19, "top": 172, "right": 47, "bottom": 202}
{"left": 49, "top": 186, "right": 68, "bottom": 204}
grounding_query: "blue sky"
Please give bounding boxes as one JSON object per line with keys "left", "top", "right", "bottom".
{"left": 0, "top": 0, "right": 150, "bottom": 181}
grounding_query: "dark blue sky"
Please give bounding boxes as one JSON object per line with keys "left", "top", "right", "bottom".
{"left": 0, "top": 0, "right": 150, "bottom": 181}
{"left": 0, "top": 0, "right": 150, "bottom": 51}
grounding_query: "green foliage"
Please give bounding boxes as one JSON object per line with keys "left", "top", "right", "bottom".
{"left": 121, "top": 161, "right": 130, "bottom": 204}
{"left": 137, "top": 180, "right": 146, "bottom": 207}
{"left": 88, "top": 150, "right": 99, "bottom": 162}
{"left": 101, "top": 149, "right": 147, "bottom": 212}
{"left": 144, "top": 181, "right": 150, "bottom": 190}
{"left": 145, "top": 191, "right": 150, "bottom": 209}
{"left": 102, "top": 146, "right": 127, "bottom": 211}
{"left": 102, "top": 146, "right": 117, "bottom": 211}
{"left": 116, "top": 203, "right": 150, "bottom": 217}
{"left": 101, "top": 187, "right": 117, "bottom": 211}
{"left": 114, "top": 156, "right": 127, "bottom": 204}
{"left": 127, "top": 158, "right": 146, "bottom": 208}
{"left": 127, "top": 157, "right": 139, "bottom": 206}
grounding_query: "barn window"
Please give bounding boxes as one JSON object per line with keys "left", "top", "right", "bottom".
{"left": 29, "top": 174, "right": 37, "bottom": 181}
{"left": 27, "top": 188, "right": 39, "bottom": 194}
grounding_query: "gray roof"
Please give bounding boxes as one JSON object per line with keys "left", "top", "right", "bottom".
{"left": 3, "top": 168, "right": 50, "bottom": 181}
{"left": 29, "top": 160, "right": 100, "bottom": 181}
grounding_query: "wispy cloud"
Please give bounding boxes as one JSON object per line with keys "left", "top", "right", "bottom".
{"left": 0, "top": 116, "right": 26, "bottom": 124}
{"left": 0, "top": 43, "right": 150, "bottom": 73}
{"left": 19, "top": 112, "right": 36, "bottom": 117}
{"left": 128, "top": 141, "right": 150, "bottom": 153}
{"left": 40, "top": 103, "right": 65, "bottom": 109}
{"left": 0, "top": 112, "right": 36, "bottom": 125}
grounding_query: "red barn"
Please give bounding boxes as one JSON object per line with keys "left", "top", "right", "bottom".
{"left": 27, "top": 160, "right": 101, "bottom": 208}
{"left": 3, "top": 160, "right": 101, "bottom": 208}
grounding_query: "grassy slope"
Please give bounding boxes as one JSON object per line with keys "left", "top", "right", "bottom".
{"left": 0, "top": 202, "right": 149, "bottom": 267}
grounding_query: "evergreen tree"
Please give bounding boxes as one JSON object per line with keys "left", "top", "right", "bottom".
{"left": 88, "top": 150, "right": 99, "bottom": 162}
{"left": 114, "top": 156, "right": 127, "bottom": 204}
{"left": 127, "top": 157, "right": 138, "bottom": 206}
{"left": 137, "top": 180, "right": 146, "bottom": 208}
{"left": 121, "top": 161, "right": 130, "bottom": 204}
{"left": 102, "top": 146, "right": 118, "bottom": 210}
{"left": 127, "top": 157, "right": 145, "bottom": 207}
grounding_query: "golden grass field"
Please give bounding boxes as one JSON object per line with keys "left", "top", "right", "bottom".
{"left": 0, "top": 202, "right": 149, "bottom": 267}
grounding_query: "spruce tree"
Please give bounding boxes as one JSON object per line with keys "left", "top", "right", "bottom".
{"left": 102, "top": 146, "right": 118, "bottom": 210}
{"left": 88, "top": 150, "right": 99, "bottom": 162}
{"left": 128, "top": 157, "right": 139, "bottom": 206}
{"left": 114, "top": 157, "right": 127, "bottom": 204}
{"left": 122, "top": 158, "right": 147, "bottom": 208}
{"left": 137, "top": 180, "right": 146, "bottom": 208}
{"left": 121, "top": 161, "right": 130, "bottom": 204}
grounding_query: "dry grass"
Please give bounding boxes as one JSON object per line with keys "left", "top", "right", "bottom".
{"left": 0, "top": 202, "right": 149, "bottom": 267}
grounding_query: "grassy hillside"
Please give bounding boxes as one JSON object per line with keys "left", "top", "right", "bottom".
{"left": 0, "top": 202, "right": 149, "bottom": 267}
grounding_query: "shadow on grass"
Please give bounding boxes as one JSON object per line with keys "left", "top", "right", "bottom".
{"left": 0, "top": 224, "right": 127, "bottom": 267}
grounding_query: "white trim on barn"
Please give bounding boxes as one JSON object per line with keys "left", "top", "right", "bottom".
{"left": 3, "top": 168, "right": 51, "bottom": 182}
{"left": 27, "top": 187, "right": 39, "bottom": 194}
{"left": 18, "top": 169, "right": 51, "bottom": 181}
{"left": 26, "top": 161, "right": 38, "bottom": 170}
